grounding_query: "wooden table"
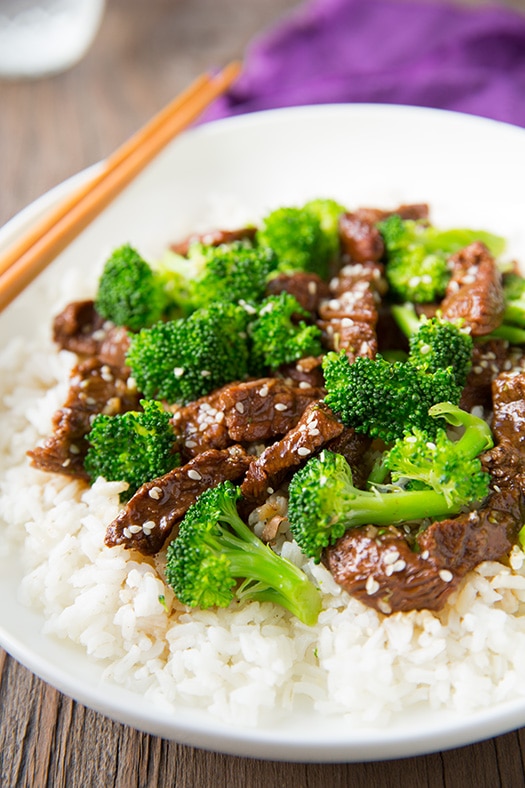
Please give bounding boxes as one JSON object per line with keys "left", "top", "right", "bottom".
{"left": 1, "top": 0, "right": 525, "bottom": 784}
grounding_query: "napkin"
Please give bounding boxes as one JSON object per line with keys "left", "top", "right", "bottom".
{"left": 208, "top": 0, "right": 525, "bottom": 127}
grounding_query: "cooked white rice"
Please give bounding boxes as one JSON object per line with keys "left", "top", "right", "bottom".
{"left": 2, "top": 281, "right": 525, "bottom": 729}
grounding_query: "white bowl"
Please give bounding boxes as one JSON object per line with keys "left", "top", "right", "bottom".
{"left": 1, "top": 104, "right": 525, "bottom": 762}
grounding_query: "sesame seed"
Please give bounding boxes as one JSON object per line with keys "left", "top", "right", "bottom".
{"left": 425, "top": 441, "right": 437, "bottom": 450}
{"left": 366, "top": 576, "right": 380, "bottom": 595}
{"left": 421, "top": 550, "right": 430, "bottom": 560}
{"left": 298, "top": 381, "right": 311, "bottom": 389}
{"left": 308, "top": 281, "right": 317, "bottom": 294}
{"left": 383, "top": 550, "right": 400, "bottom": 565}
{"left": 419, "top": 343, "right": 431, "bottom": 355}
{"left": 439, "top": 569, "right": 453, "bottom": 583}
{"left": 473, "top": 366, "right": 483, "bottom": 375}
{"left": 239, "top": 299, "right": 257, "bottom": 314}
{"left": 215, "top": 411, "right": 225, "bottom": 423}
{"left": 185, "top": 440, "right": 197, "bottom": 448}
{"left": 377, "top": 599, "right": 392, "bottom": 615}
{"left": 173, "top": 367, "right": 185, "bottom": 377}
{"left": 143, "top": 520, "right": 156, "bottom": 530}
{"left": 123, "top": 527, "right": 132, "bottom": 539}
{"left": 235, "top": 401, "right": 245, "bottom": 414}
{"left": 85, "top": 397, "right": 96, "bottom": 405}
{"left": 188, "top": 469, "right": 202, "bottom": 481}
{"left": 267, "top": 487, "right": 274, "bottom": 494}
{"left": 148, "top": 487, "right": 162, "bottom": 500}
{"left": 274, "top": 403, "right": 287, "bottom": 412}
{"left": 128, "top": 525, "right": 142, "bottom": 534}
{"left": 201, "top": 370, "right": 211, "bottom": 377}
{"left": 392, "top": 559, "right": 406, "bottom": 573}
{"left": 259, "top": 385, "right": 269, "bottom": 397}
{"left": 69, "top": 444, "right": 80, "bottom": 455}
{"left": 61, "top": 458, "right": 71, "bottom": 467}
{"left": 297, "top": 447, "right": 311, "bottom": 457}
{"left": 309, "top": 428, "right": 320, "bottom": 436}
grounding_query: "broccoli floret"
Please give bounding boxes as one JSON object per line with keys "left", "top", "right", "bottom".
{"left": 322, "top": 351, "right": 461, "bottom": 443}
{"left": 249, "top": 292, "right": 323, "bottom": 372}
{"left": 380, "top": 215, "right": 505, "bottom": 303}
{"left": 288, "top": 404, "right": 492, "bottom": 562}
{"left": 256, "top": 206, "right": 330, "bottom": 278}
{"left": 126, "top": 302, "right": 250, "bottom": 404}
{"left": 185, "top": 241, "right": 278, "bottom": 310}
{"left": 165, "top": 481, "right": 322, "bottom": 625}
{"left": 391, "top": 305, "right": 473, "bottom": 388}
{"left": 84, "top": 399, "right": 178, "bottom": 499}
{"left": 304, "top": 198, "right": 346, "bottom": 263}
{"left": 385, "top": 402, "right": 493, "bottom": 506}
{"left": 95, "top": 244, "right": 169, "bottom": 331}
{"left": 149, "top": 249, "right": 203, "bottom": 318}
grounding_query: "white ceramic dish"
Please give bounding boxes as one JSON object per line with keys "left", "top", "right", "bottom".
{"left": 1, "top": 105, "right": 525, "bottom": 762}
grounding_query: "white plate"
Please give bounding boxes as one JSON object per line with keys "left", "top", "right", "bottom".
{"left": 1, "top": 104, "right": 525, "bottom": 762}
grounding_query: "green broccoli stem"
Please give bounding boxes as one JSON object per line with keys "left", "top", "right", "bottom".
{"left": 220, "top": 537, "right": 322, "bottom": 626}
{"left": 390, "top": 303, "right": 421, "bottom": 338}
{"left": 215, "top": 502, "right": 322, "bottom": 626}
{"left": 428, "top": 402, "right": 493, "bottom": 457}
{"left": 503, "top": 301, "right": 525, "bottom": 328}
{"left": 343, "top": 486, "right": 472, "bottom": 528}
{"left": 367, "top": 453, "right": 391, "bottom": 486}
{"left": 485, "top": 324, "right": 525, "bottom": 344}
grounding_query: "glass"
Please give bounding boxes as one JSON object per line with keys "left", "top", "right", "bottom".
{"left": 0, "top": 0, "right": 105, "bottom": 78}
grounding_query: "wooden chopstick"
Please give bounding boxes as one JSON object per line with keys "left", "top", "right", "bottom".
{"left": 0, "top": 61, "right": 241, "bottom": 312}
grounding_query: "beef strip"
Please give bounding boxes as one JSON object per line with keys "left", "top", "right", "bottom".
{"left": 241, "top": 402, "right": 344, "bottom": 503}
{"left": 352, "top": 204, "right": 430, "bottom": 225}
{"left": 28, "top": 357, "right": 141, "bottom": 479}
{"left": 440, "top": 242, "right": 505, "bottom": 336}
{"left": 265, "top": 272, "right": 330, "bottom": 313}
{"left": 324, "top": 428, "right": 372, "bottom": 490}
{"left": 317, "top": 262, "right": 384, "bottom": 360}
{"left": 53, "top": 300, "right": 106, "bottom": 356}
{"left": 170, "top": 226, "right": 257, "bottom": 256}
{"left": 52, "top": 299, "right": 130, "bottom": 368}
{"left": 105, "top": 445, "right": 251, "bottom": 554}
{"left": 170, "top": 385, "right": 231, "bottom": 459}
{"left": 171, "top": 377, "right": 324, "bottom": 459}
{"left": 482, "top": 369, "right": 525, "bottom": 487}
{"left": 338, "top": 213, "right": 385, "bottom": 263}
{"left": 220, "top": 378, "right": 324, "bottom": 443}
{"left": 459, "top": 339, "right": 510, "bottom": 412}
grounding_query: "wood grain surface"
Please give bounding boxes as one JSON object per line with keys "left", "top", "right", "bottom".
{"left": 1, "top": 1, "right": 525, "bottom": 785}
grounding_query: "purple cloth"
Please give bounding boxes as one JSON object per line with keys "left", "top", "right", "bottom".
{"left": 207, "top": 0, "right": 525, "bottom": 127}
